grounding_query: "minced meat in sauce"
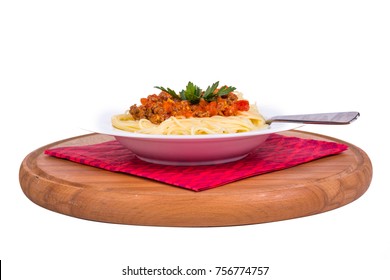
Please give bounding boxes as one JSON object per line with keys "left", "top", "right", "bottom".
{"left": 129, "top": 91, "right": 250, "bottom": 124}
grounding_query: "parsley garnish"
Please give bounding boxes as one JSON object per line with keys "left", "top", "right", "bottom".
{"left": 154, "top": 86, "right": 181, "bottom": 100}
{"left": 154, "top": 81, "right": 236, "bottom": 104}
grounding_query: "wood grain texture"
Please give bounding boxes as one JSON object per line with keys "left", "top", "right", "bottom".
{"left": 19, "top": 131, "right": 372, "bottom": 227}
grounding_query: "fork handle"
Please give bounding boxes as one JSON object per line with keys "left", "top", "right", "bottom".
{"left": 266, "top": 111, "right": 360, "bottom": 125}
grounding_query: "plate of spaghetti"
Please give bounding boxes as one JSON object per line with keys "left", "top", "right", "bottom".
{"left": 85, "top": 81, "right": 301, "bottom": 165}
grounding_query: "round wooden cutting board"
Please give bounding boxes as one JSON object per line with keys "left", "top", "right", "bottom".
{"left": 19, "top": 131, "right": 372, "bottom": 227}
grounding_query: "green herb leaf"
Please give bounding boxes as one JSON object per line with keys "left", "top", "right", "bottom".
{"left": 179, "top": 89, "right": 187, "bottom": 100}
{"left": 183, "top": 81, "right": 202, "bottom": 104}
{"left": 154, "top": 81, "right": 236, "bottom": 104}
{"left": 203, "top": 81, "right": 220, "bottom": 101}
{"left": 154, "top": 86, "right": 181, "bottom": 99}
{"left": 216, "top": 85, "right": 236, "bottom": 97}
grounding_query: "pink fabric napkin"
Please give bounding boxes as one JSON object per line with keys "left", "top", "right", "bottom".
{"left": 44, "top": 134, "right": 348, "bottom": 191}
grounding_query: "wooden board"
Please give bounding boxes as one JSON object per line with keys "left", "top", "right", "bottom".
{"left": 19, "top": 131, "right": 372, "bottom": 227}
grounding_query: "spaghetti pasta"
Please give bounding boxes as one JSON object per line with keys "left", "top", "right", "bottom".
{"left": 111, "top": 105, "right": 268, "bottom": 135}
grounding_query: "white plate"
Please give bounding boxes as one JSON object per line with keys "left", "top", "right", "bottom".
{"left": 82, "top": 110, "right": 302, "bottom": 166}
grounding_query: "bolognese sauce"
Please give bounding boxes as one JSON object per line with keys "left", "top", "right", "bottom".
{"left": 129, "top": 91, "right": 250, "bottom": 124}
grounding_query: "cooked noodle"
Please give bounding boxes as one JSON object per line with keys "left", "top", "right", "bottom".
{"left": 111, "top": 105, "right": 268, "bottom": 135}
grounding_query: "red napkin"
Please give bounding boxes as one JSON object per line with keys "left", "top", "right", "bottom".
{"left": 44, "top": 134, "right": 348, "bottom": 191}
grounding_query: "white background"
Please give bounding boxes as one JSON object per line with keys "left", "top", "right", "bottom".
{"left": 1, "top": 0, "right": 389, "bottom": 279}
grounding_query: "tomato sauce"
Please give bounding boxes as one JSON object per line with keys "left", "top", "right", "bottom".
{"left": 129, "top": 91, "right": 250, "bottom": 124}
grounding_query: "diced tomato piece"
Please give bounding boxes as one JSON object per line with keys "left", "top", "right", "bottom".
{"left": 140, "top": 98, "right": 148, "bottom": 105}
{"left": 208, "top": 101, "right": 217, "bottom": 116}
{"left": 236, "top": 100, "right": 250, "bottom": 111}
{"left": 162, "top": 100, "right": 172, "bottom": 113}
